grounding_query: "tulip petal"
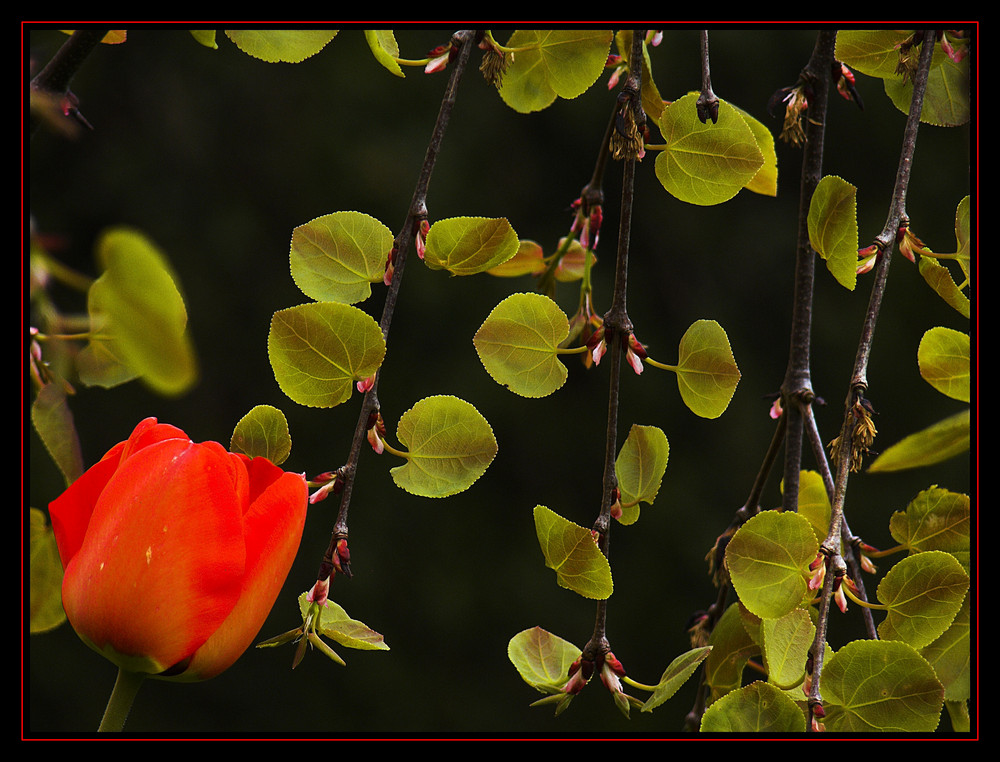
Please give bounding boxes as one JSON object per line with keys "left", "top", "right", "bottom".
{"left": 60, "top": 439, "right": 247, "bottom": 675}
{"left": 182, "top": 457, "right": 307, "bottom": 680}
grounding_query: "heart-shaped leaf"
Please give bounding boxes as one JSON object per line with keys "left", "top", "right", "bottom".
{"left": 918, "top": 326, "right": 970, "bottom": 402}
{"left": 423, "top": 216, "right": 519, "bottom": 276}
{"left": 268, "top": 302, "right": 385, "bottom": 408}
{"left": 533, "top": 505, "right": 613, "bottom": 600}
{"left": 673, "top": 320, "right": 741, "bottom": 418}
{"left": 230, "top": 404, "right": 292, "bottom": 465}
{"left": 474, "top": 292, "right": 570, "bottom": 397}
{"left": 225, "top": 30, "right": 338, "bottom": 63}
{"left": 498, "top": 30, "right": 613, "bottom": 113}
{"left": 290, "top": 211, "right": 393, "bottom": 304}
{"left": 389, "top": 396, "right": 497, "bottom": 498}
{"left": 507, "top": 626, "right": 581, "bottom": 694}
{"left": 821, "top": 639, "right": 945, "bottom": 732}
{"left": 725, "top": 510, "right": 817, "bottom": 620}
{"left": 655, "top": 92, "right": 765, "bottom": 206}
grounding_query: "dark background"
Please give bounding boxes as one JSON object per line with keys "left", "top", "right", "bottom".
{"left": 26, "top": 26, "right": 973, "bottom": 737}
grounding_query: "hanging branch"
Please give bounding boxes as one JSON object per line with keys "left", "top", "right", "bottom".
{"left": 314, "top": 30, "right": 479, "bottom": 587}
{"left": 807, "top": 28, "right": 938, "bottom": 727}
{"left": 582, "top": 28, "right": 646, "bottom": 665}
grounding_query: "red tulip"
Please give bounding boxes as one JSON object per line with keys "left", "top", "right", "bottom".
{"left": 49, "top": 417, "right": 308, "bottom": 682}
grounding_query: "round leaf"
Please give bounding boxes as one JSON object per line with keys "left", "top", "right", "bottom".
{"left": 290, "top": 211, "right": 393, "bottom": 304}
{"left": 821, "top": 639, "right": 944, "bottom": 732}
{"left": 918, "top": 327, "right": 970, "bottom": 402}
{"left": 473, "top": 292, "right": 570, "bottom": 397}
{"left": 875, "top": 550, "right": 969, "bottom": 649}
{"left": 230, "top": 404, "right": 293, "bottom": 465}
{"left": 889, "top": 487, "right": 970, "bottom": 558}
{"left": 268, "top": 302, "right": 385, "bottom": 408}
{"left": 654, "top": 92, "right": 764, "bottom": 206}
{"left": 807, "top": 175, "right": 859, "bottom": 290}
{"left": 725, "top": 510, "right": 817, "bottom": 620}
{"left": 498, "top": 30, "right": 614, "bottom": 113}
{"left": 423, "top": 216, "right": 519, "bottom": 276}
{"left": 390, "top": 396, "right": 497, "bottom": 498}
{"left": 700, "top": 681, "right": 806, "bottom": 732}
{"left": 533, "top": 505, "right": 613, "bottom": 600}
{"left": 675, "top": 320, "right": 741, "bottom": 418}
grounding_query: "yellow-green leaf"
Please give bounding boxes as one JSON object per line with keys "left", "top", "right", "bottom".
{"left": 364, "top": 30, "right": 404, "bottom": 77}
{"left": 655, "top": 93, "right": 765, "bottom": 206}
{"left": 533, "top": 505, "right": 613, "bottom": 599}
{"left": 77, "top": 227, "right": 197, "bottom": 396}
{"left": 725, "top": 510, "right": 817, "bottom": 620}
{"left": 615, "top": 424, "right": 669, "bottom": 525}
{"left": 808, "top": 175, "right": 859, "bottom": 290}
{"left": 700, "top": 681, "right": 806, "bottom": 732}
{"left": 868, "top": 409, "right": 969, "bottom": 472}
{"left": 876, "top": 550, "right": 969, "bottom": 649}
{"left": 473, "top": 292, "right": 570, "bottom": 398}
{"left": 672, "top": 319, "right": 741, "bottom": 419}
{"left": 390, "top": 396, "right": 497, "bottom": 498}
{"left": 225, "top": 30, "right": 337, "bottom": 63}
{"left": 423, "top": 216, "right": 519, "bottom": 276}
{"left": 30, "top": 508, "right": 66, "bottom": 634}
{"left": 918, "top": 327, "right": 970, "bottom": 402}
{"left": 498, "top": 30, "right": 613, "bottom": 113}
{"left": 507, "top": 627, "right": 581, "bottom": 694}
{"left": 230, "top": 404, "right": 292, "bottom": 465}
{"left": 290, "top": 211, "right": 393, "bottom": 304}
{"left": 268, "top": 302, "right": 385, "bottom": 408}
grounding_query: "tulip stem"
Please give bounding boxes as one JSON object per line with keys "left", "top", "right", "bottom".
{"left": 98, "top": 668, "right": 146, "bottom": 732}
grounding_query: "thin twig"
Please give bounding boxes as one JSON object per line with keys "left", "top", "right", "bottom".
{"left": 316, "top": 30, "right": 478, "bottom": 585}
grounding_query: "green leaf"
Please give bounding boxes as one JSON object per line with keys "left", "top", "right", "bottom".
{"left": 290, "top": 211, "right": 393, "bottom": 304}
{"left": 533, "top": 505, "right": 613, "bottom": 600}
{"left": 884, "top": 45, "right": 970, "bottom": 127}
{"left": 672, "top": 319, "right": 741, "bottom": 419}
{"left": 641, "top": 647, "right": 712, "bottom": 712}
{"left": 30, "top": 508, "right": 66, "bottom": 634}
{"left": 507, "top": 626, "right": 580, "bottom": 694}
{"left": 297, "top": 593, "right": 389, "bottom": 651}
{"left": 791, "top": 470, "right": 832, "bottom": 545}
{"left": 423, "top": 216, "right": 519, "bottom": 276}
{"left": 389, "top": 396, "right": 497, "bottom": 498}
{"left": 918, "top": 327, "right": 970, "bottom": 402}
{"left": 922, "top": 596, "right": 970, "bottom": 702}
{"left": 654, "top": 92, "right": 765, "bottom": 206}
{"left": 836, "top": 30, "right": 913, "bottom": 79}
{"left": 703, "top": 603, "right": 759, "bottom": 703}
{"left": 875, "top": 550, "right": 969, "bottom": 649}
{"left": 867, "top": 409, "right": 969, "bottom": 472}
{"left": 486, "top": 239, "right": 547, "bottom": 277}
{"left": 230, "top": 404, "right": 293, "bottom": 465}
{"left": 614, "top": 424, "right": 669, "bottom": 525}
{"left": 498, "top": 30, "right": 614, "bottom": 113}
{"left": 734, "top": 105, "right": 778, "bottom": 197}
{"left": 268, "top": 301, "right": 386, "bottom": 408}
{"left": 918, "top": 256, "right": 970, "bottom": 318}
{"left": 364, "top": 30, "right": 404, "bottom": 77}
{"left": 77, "top": 227, "right": 197, "bottom": 396}
{"left": 700, "top": 681, "right": 806, "bottom": 732}
{"left": 808, "top": 175, "right": 859, "bottom": 290}
{"left": 761, "top": 609, "right": 815, "bottom": 690}
{"left": 31, "top": 380, "right": 83, "bottom": 486}
{"left": 225, "top": 30, "right": 338, "bottom": 63}
{"left": 725, "top": 510, "right": 817, "bottom": 620}
{"left": 889, "top": 487, "right": 970, "bottom": 560}
{"left": 473, "top": 292, "right": 570, "bottom": 398}
{"left": 821, "top": 639, "right": 944, "bottom": 732}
